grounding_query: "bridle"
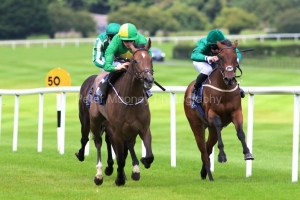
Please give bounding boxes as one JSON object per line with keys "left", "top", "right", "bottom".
{"left": 217, "top": 46, "right": 242, "bottom": 79}
{"left": 129, "top": 49, "right": 154, "bottom": 80}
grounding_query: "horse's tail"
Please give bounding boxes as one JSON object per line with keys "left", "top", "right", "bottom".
{"left": 79, "top": 75, "right": 97, "bottom": 127}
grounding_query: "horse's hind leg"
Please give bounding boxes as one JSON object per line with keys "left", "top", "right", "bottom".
{"left": 94, "top": 134, "right": 104, "bottom": 185}
{"left": 140, "top": 128, "right": 154, "bottom": 169}
{"left": 191, "top": 123, "right": 213, "bottom": 180}
{"left": 211, "top": 116, "right": 227, "bottom": 163}
{"left": 232, "top": 111, "right": 254, "bottom": 160}
{"left": 75, "top": 103, "right": 90, "bottom": 162}
{"left": 90, "top": 115, "right": 106, "bottom": 185}
{"left": 103, "top": 123, "right": 114, "bottom": 176}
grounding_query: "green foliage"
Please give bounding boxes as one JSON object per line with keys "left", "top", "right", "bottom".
{"left": 276, "top": 9, "right": 300, "bottom": 33}
{"left": 48, "top": 2, "right": 74, "bottom": 37}
{"left": 108, "top": 4, "right": 180, "bottom": 36}
{"left": 227, "top": 0, "right": 300, "bottom": 28}
{"left": 166, "top": 2, "right": 209, "bottom": 31}
{"left": 48, "top": 2, "right": 96, "bottom": 38}
{"left": 173, "top": 44, "right": 194, "bottom": 59}
{"left": 214, "top": 7, "right": 258, "bottom": 34}
{"left": 73, "top": 11, "right": 96, "bottom": 37}
{"left": 0, "top": 0, "right": 51, "bottom": 39}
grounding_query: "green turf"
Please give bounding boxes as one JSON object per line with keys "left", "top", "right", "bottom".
{"left": 0, "top": 44, "right": 300, "bottom": 200}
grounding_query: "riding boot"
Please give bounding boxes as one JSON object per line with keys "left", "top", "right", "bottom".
{"left": 145, "top": 89, "right": 152, "bottom": 98}
{"left": 239, "top": 87, "right": 245, "bottom": 98}
{"left": 191, "top": 73, "right": 208, "bottom": 104}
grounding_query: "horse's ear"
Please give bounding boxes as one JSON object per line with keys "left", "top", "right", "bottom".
{"left": 145, "top": 38, "right": 151, "bottom": 50}
{"left": 216, "top": 41, "right": 222, "bottom": 48}
{"left": 233, "top": 40, "right": 238, "bottom": 48}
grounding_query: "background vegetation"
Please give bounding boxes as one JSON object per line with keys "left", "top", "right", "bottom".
{"left": 0, "top": 41, "right": 300, "bottom": 199}
{"left": 1, "top": 0, "right": 300, "bottom": 39}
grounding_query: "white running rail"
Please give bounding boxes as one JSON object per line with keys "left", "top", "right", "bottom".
{"left": 0, "top": 86, "right": 299, "bottom": 182}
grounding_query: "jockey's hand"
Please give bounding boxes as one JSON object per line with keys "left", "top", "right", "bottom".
{"left": 115, "top": 62, "right": 130, "bottom": 71}
{"left": 206, "top": 56, "right": 219, "bottom": 64}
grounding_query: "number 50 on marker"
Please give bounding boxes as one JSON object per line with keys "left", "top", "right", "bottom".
{"left": 46, "top": 68, "right": 71, "bottom": 87}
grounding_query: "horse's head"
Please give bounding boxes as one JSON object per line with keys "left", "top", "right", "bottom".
{"left": 216, "top": 40, "right": 239, "bottom": 86}
{"left": 128, "top": 39, "right": 154, "bottom": 90}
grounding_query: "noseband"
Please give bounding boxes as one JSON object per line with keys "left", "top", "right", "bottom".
{"left": 217, "top": 47, "right": 242, "bottom": 79}
{"left": 130, "top": 49, "right": 154, "bottom": 80}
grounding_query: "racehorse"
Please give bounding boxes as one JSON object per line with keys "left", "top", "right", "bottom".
{"left": 81, "top": 39, "right": 154, "bottom": 186}
{"left": 183, "top": 39, "right": 254, "bottom": 181}
{"left": 75, "top": 75, "right": 141, "bottom": 182}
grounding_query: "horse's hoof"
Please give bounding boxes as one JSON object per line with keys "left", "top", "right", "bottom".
{"left": 140, "top": 156, "right": 154, "bottom": 169}
{"left": 75, "top": 152, "right": 84, "bottom": 162}
{"left": 131, "top": 172, "right": 140, "bottom": 181}
{"left": 244, "top": 153, "right": 254, "bottom": 160}
{"left": 218, "top": 155, "right": 227, "bottom": 163}
{"left": 94, "top": 177, "right": 103, "bottom": 185}
{"left": 105, "top": 166, "right": 113, "bottom": 176}
{"left": 115, "top": 178, "right": 125, "bottom": 186}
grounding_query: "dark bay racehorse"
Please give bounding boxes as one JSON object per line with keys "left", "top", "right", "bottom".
{"left": 76, "top": 75, "right": 141, "bottom": 181}
{"left": 184, "top": 39, "right": 254, "bottom": 181}
{"left": 78, "top": 39, "right": 154, "bottom": 186}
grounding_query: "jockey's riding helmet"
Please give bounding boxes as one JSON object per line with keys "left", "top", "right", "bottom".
{"left": 207, "top": 29, "right": 225, "bottom": 45}
{"left": 106, "top": 23, "right": 121, "bottom": 35}
{"left": 118, "top": 23, "right": 138, "bottom": 41}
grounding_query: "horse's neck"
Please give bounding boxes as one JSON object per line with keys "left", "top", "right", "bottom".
{"left": 118, "top": 71, "right": 144, "bottom": 98}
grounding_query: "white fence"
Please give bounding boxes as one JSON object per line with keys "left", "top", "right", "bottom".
{"left": 0, "top": 86, "right": 299, "bottom": 182}
{"left": 0, "top": 33, "right": 300, "bottom": 48}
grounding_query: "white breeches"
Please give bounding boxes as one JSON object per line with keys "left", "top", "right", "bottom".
{"left": 193, "top": 61, "right": 213, "bottom": 75}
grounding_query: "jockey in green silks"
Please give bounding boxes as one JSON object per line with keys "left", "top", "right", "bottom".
{"left": 96, "top": 23, "right": 153, "bottom": 98}
{"left": 103, "top": 23, "right": 152, "bottom": 72}
{"left": 190, "top": 29, "right": 245, "bottom": 106}
{"left": 93, "top": 23, "right": 121, "bottom": 70}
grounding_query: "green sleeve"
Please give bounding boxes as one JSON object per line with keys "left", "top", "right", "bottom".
{"left": 190, "top": 38, "right": 209, "bottom": 62}
{"left": 103, "top": 37, "right": 120, "bottom": 72}
{"left": 93, "top": 33, "right": 108, "bottom": 68}
{"left": 236, "top": 48, "right": 242, "bottom": 62}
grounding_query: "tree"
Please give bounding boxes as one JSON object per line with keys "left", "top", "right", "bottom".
{"left": 214, "top": 7, "right": 258, "bottom": 34}
{"left": 107, "top": 4, "right": 179, "bottom": 36}
{"left": 48, "top": 2, "right": 96, "bottom": 38}
{"left": 0, "top": 0, "right": 51, "bottom": 39}
{"left": 166, "top": 2, "right": 209, "bottom": 31}
{"left": 73, "top": 11, "right": 96, "bottom": 37}
{"left": 276, "top": 9, "right": 300, "bottom": 33}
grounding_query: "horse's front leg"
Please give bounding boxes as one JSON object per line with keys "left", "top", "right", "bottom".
{"left": 126, "top": 138, "right": 140, "bottom": 181}
{"left": 232, "top": 111, "right": 254, "bottom": 160}
{"left": 114, "top": 139, "right": 126, "bottom": 186}
{"left": 211, "top": 116, "right": 227, "bottom": 163}
{"left": 139, "top": 128, "right": 154, "bottom": 169}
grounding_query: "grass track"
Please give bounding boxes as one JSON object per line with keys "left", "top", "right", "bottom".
{"left": 0, "top": 44, "right": 299, "bottom": 199}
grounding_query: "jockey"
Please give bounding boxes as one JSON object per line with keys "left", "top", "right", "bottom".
{"left": 103, "top": 22, "right": 151, "bottom": 72}
{"left": 93, "top": 22, "right": 121, "bottom": 70}
{"left": 98, "top": 23, "right": 153, "bottom": 97}
{"left": 190, "top": 29, "right": 245, "bottom": 103}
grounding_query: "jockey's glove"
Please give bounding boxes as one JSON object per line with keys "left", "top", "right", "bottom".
{"left": 205, "top": 56, "right": 213, "bottom": 64}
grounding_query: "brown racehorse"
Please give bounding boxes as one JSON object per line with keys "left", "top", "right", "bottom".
{"left": 184, "top": 39, "right": 254, "bottom": 181}
{"left": 85, "top": 39, "right": 154, "bottom": 186}
{"left": 76, "top": 75, "right": 141, "bottom": 182}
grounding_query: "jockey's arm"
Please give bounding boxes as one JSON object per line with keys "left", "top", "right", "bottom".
{"left": 190, "top": 39, "right": 207, "bottom": 62}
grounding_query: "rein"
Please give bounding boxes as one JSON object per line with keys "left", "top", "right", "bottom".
{"left": 217, "top": 46, "right": 242, "bottom": 78}
{"left": 108, "top": 48, "right": 153, "bottom": 106}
